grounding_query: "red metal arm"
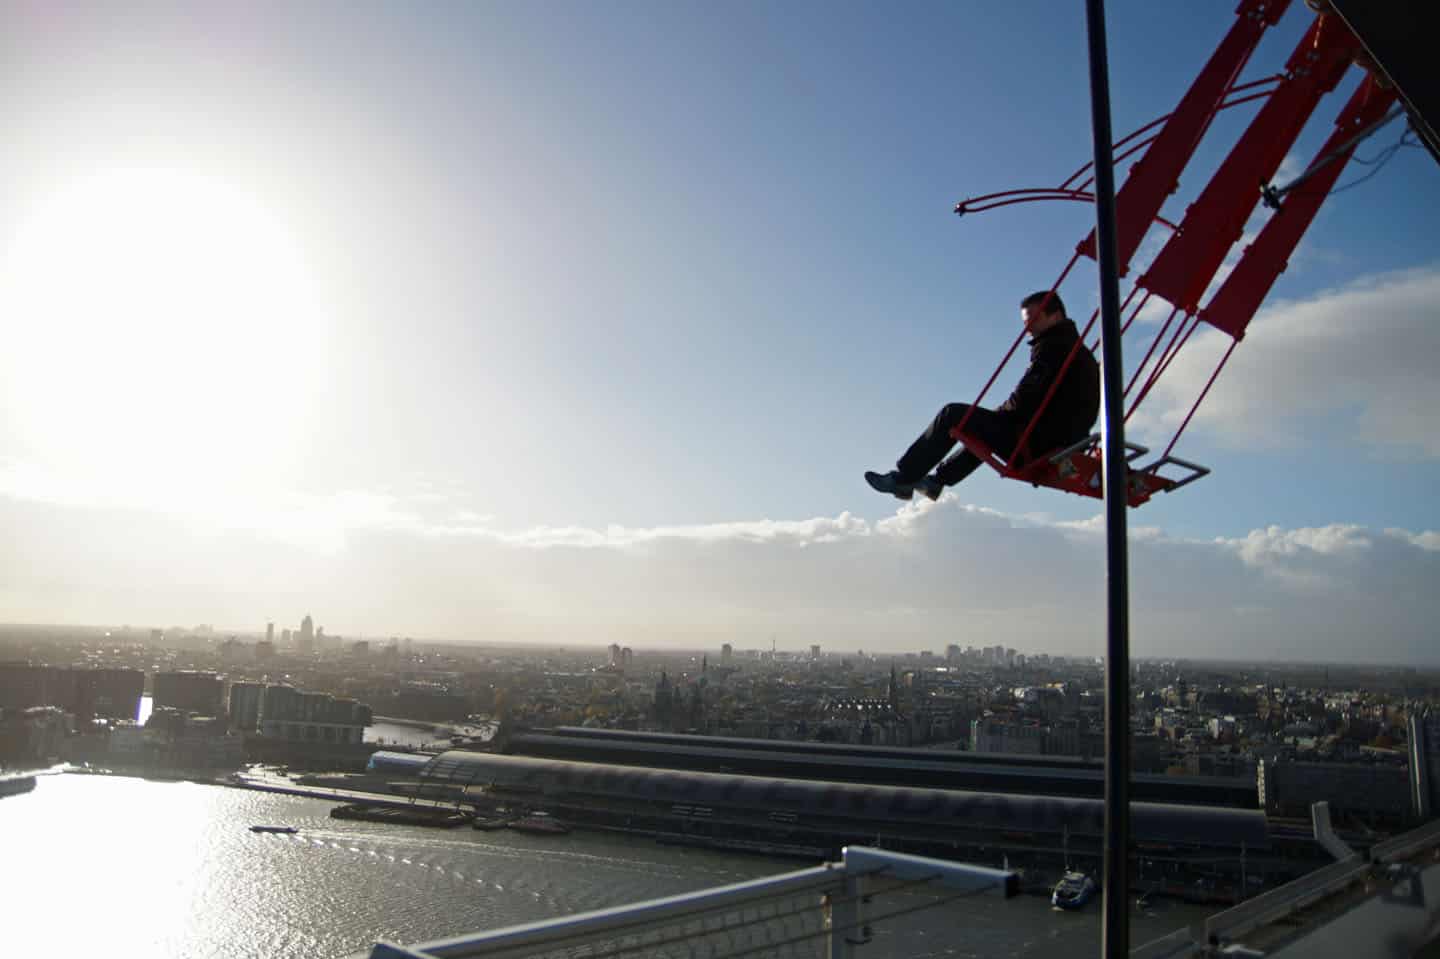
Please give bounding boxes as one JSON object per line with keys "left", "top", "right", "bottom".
{"left": 1141, "top": 14, "right": 1361, "bottom": 315}
{"left": 1200, "top": 76, "right": 1397, "bottom": 339}
{"left": 1074, "top": 0, "right": 1292, "bottom": 276}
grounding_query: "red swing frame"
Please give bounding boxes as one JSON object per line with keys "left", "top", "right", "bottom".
{"left": 947, "top": 1, "right": 1396, "bottom": 507}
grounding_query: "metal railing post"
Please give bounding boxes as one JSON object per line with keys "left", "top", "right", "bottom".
{"left": 1083, "top": 0, "right": 1132, "bottom": 956}
{"left": 826, "top": 873, "right": 863, "bottom": 959}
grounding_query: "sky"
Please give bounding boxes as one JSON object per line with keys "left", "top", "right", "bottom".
{"left": 0, "top": 2, "right": 1437, "bottom": 662}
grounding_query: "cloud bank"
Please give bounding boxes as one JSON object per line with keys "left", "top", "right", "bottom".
{"left": 1, "top": 486, "right": 1435, "bottom": 665}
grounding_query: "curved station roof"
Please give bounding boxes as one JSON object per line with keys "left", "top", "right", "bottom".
{"left": 420, "top": 750, "right": 1269, "bottom": 850}
{"left": 499, "top": 726, "right": 1259, "bottom": 808}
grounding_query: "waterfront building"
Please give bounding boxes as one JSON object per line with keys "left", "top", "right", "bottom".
{"left": 152, "top": 670, "right": 225, "bottom": 717}
{"left": 0, "top": 664, "right": 143, "bottom": 720}
{"left": 228, "top": 682, "right": 265, "bottom": 733}
{"left": 0, "top": 663, "right": 60, "bottom": 711}
{"left": 71, "top": 667, "right": 145, "bottom": 720}
{"left": 258, "top": 684, "right": 371, "bottom": 744}
{"left": 970, "top": 713, "right": 1045, "bottom": 755}
{"left": 0, "top": 705, "right": 71, "bottom": 762}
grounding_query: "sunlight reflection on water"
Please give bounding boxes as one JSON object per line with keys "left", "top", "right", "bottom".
{"left": 2, "top": 774, "right": 1214, "bottom": 959}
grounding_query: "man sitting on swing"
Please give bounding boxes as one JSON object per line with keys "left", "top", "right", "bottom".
{"left": 866, "top": 290, "right": 1100, "bottom": 501}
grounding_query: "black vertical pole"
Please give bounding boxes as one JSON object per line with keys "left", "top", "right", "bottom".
{"left": 1083, "top": 0, "right": 1131, "bottom": 956}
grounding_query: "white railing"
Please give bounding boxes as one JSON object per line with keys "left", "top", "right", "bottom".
{"left": 1128, "top": 926, "right": 1200, "bottom": 959}
{"left": 1130, "top": 815, "right": 1440, "bottom": 957}
{"left": 363, "top": 847, "right": 1017, "bottom": 959}
{"left": 1372, "top": 817, "right": 1440, "bottom": 865}
{"left": 1200, "top": 854, "right": 1371, "bottom": 945}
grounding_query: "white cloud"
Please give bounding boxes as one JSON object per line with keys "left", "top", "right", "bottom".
{"left": 1, "top": 486, "right": 1435, "bottom": 665}
{"left": 1389, "top": 529, "right": 1440, "bottom": 552}
{"left": 1131, "top": 265, "right": 1440, "bottom": 456}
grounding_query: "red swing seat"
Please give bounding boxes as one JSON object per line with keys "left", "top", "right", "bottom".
{"left": 947, "top": 427, "right": 1208, "bottom": 509}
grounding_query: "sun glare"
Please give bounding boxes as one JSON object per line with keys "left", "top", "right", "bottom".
{"left": 0, "top": 168, "right": 331, "bottom": 500}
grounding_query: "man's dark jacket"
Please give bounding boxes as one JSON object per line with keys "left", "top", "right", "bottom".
{"left": 997, "top": 318, "right": 1100, "bottom": 460}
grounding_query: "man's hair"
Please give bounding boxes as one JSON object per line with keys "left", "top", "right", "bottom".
{"left": 1021, "top": 290, "right": 1066, "bottom": 318}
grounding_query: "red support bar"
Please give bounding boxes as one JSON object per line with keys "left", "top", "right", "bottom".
{"left": 1141, "top": 14, "right": 1361, "bottom": 314}
{"left": 1161, "top": 339, "right": 1239, "bottom": 459}
{"left": 1117, "top": 288, "right": 1151, "bottom": 338}
{"left": 1125, "top": 313, "right": 1199, "bottom": 422}
{"left": 1075, "top": 0, "right": 1290, "bottom": 276}
{"left": 1122, "top": 302, "right": 1179, "bottom": 399}
{"left": 1199, "top": 77, "right": 1398, "bottom": 338}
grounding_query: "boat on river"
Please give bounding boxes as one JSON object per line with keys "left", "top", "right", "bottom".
{"left": 472, "top": 815, "right": 514, "bottom": 831}
{"left": 510, "top": 812, "right": 570, "bottom": 835}
{"left": 249, "top": 825, "right": 300, "bottom": 834}
{"left": 1051, "top": 871, "right": 1096, "bottom": 910}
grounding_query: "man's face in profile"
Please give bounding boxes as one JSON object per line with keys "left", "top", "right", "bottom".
{"left": 1022, "top": 302, "right": 1057, "bottom": 336}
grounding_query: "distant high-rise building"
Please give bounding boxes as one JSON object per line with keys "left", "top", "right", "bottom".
{"left": 621, "top": 647, "right": 633, "bottom": 667}
{"left": 810, "top": 645, "right": 821, "bottom": 661}
{"left": 265, "top": 622, "right": 274, "bottom": 644}
{"left": 608, "top": 643, "right": 622, "bottom": 667}
{"left": 255, "top": 640, "right": 275, "bottom": 662}
{"left": 281, "top": 628, "right": 292, "bottom": 645}
{"left": 721, "top": 644, "right": 733, "bottom": 663}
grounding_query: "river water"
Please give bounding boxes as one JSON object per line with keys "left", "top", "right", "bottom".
{"left": 2, "top": 774, "right": 1214, "bottom": 958}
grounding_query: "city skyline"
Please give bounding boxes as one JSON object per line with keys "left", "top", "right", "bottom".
{"left": 1, "top": 4, "right": 1436, "bottom": 663}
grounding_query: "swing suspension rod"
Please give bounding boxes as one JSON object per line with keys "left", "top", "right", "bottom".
{"left": 956, "top": 80, "right": 1282, "bottom": 218}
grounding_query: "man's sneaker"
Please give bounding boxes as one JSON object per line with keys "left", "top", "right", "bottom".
{"left": 865, "top": 470, "right": 914, "bottom": 500}
{"left": 914, "top": 474, "right": 944, "bottom": 502}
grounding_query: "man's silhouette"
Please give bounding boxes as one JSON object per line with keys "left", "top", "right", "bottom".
{"left": 866, "top": 291, "right": 1100, "bottom": 501}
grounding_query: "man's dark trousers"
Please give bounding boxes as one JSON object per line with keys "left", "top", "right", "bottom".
{"left": 896, "top": 403, "right": 1020, "bottom": 488}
